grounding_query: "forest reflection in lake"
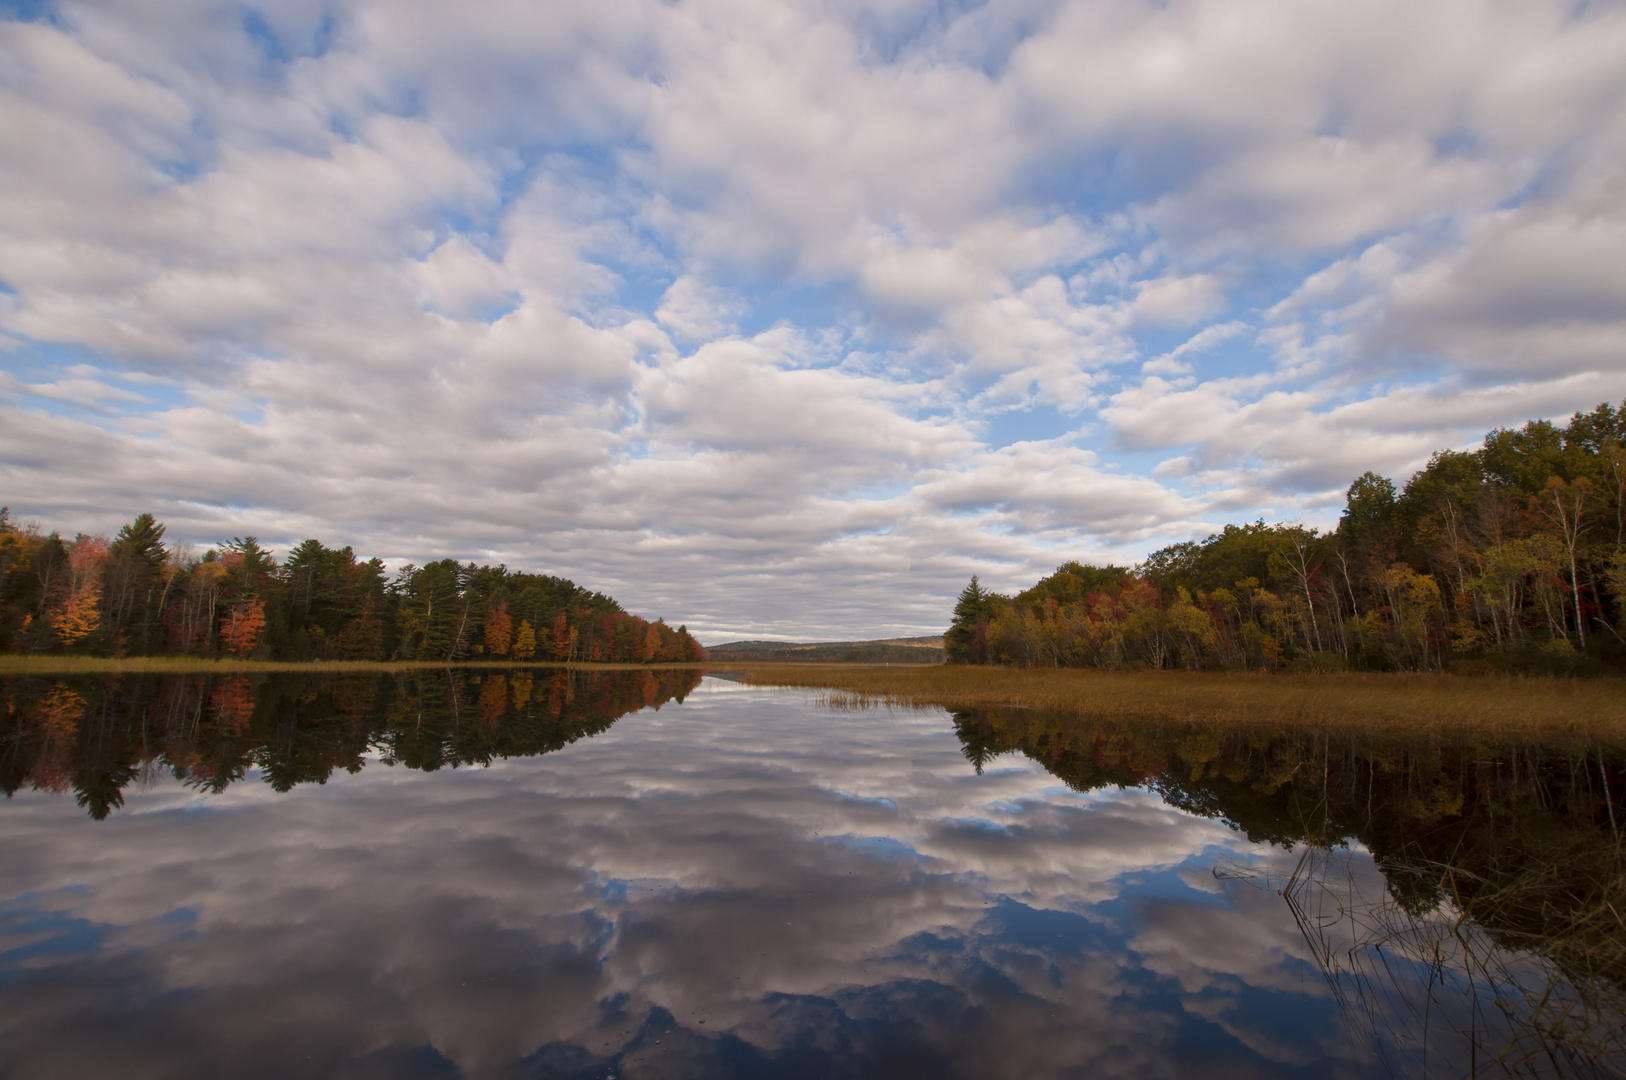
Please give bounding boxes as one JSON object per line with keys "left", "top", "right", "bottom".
{"left": 1, "top": 667, "right": 704, "bottom": 817}
{"left": 0, "top": 670, "right": 1622, "bottom": 1079}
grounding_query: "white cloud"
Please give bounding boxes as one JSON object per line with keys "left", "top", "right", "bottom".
{"left": 414, "top": 236, "right": 513, "bottom": 319}
{"left": 1141, "top": 319, "right": 1247, "bottom": 374}
{"left": 1372, "top": 203, "right": 1626, "bottom": 376}
{"left": 1131, "top": 273, "right": 1226, "bottom": 328}
{"left": 655, "top": 275, "right": 745, "bottom": 343}
{"left": 1150, "top": 135, "right": 1524, "bottom": 254}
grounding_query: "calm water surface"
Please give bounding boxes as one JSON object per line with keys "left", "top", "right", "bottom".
{"left": 1, "top": 670, "right": 1621, "bottom": 1079}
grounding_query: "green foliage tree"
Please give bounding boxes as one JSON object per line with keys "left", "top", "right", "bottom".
{"left": 104, "top": 512, "right": 168, "bottom": 652}
{"left": 945, "top": 575, "right": 997, "bottom": 664}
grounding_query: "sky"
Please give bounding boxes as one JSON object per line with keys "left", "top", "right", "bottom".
{"left": 2, "top": 0, "right": 1625, "bottom": 642}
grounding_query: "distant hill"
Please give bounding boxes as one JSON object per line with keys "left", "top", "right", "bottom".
{"left": 704, "top": 635, "right": 945, "bottom": 664}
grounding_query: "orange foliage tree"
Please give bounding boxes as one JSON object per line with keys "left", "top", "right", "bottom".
{"left": 220, "top": 596, "right": 267, "bottom": 658}
{"left": 483, "top": 601, "right": 513, "bottom": 656}
{"left": 48, "top": 535, "right": 110, "bottom": 646}
{"left": 49, "top": 584, "right": 102, "bottom": 646}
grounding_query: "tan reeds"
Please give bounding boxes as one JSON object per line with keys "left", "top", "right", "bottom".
{"left": 739, "top": 665, "right": 1626, "bottom": 744}
{"left": 805, "top": 689, "right": 941, "bottom": 714}
{"left": 1224, "top": 846, "right": 1626, "bottom": 1074}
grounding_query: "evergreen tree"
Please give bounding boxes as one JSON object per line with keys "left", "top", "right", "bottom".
{"left": 104, "top": 513, "right": 168, "bottom": 651}
{"left": 945, "top": 575, "right": 994, "bottom": 665}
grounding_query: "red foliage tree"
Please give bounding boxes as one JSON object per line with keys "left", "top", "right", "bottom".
{"left": 551, "top": 612, "right": 570, "bottom": 660}
{"left": 220, "top": 596, "right": 266, "bottom": 659}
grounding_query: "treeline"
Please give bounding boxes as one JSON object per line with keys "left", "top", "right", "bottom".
{"left": 947, "top": 401, "right": 1626, "bottom": 672}
{"left": 0, "top": 515, "right": 705, "bottom": 663}
{"left": 705, "top": 639, "right": 945, "bottom": 663}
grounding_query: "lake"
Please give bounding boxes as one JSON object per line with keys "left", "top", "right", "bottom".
{"left": 1, "top": 669, "right": 1622, "bottom": 1079}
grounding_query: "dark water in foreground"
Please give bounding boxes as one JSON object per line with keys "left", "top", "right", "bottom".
{"left": 1, "top": 670, "right": 1622, "bottom": 1079}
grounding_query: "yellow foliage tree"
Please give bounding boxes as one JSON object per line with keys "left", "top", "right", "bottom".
{"left": 49, "top": 583, "right": 101, "bottom": 645}
{"left": 512, "top": 619, "right": 536, "bottom": 659}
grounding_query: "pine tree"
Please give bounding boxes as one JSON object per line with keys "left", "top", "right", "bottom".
{"left": 945, "top": 575, "right": 994, "bottom": 664}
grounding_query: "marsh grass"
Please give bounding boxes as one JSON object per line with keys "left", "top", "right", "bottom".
{"left": 741, "top": 665, "right": 1626, "bottom": 744}
{"left": 1223, "top": 846, "right": 1626, "bottom": 1077}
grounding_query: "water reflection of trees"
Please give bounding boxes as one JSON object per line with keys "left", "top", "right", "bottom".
{"left": 952, "top": 707, "right": 1626, "bottom": 1075}
{"left": 0, "top": 669, "right": 703, "bottom": 819}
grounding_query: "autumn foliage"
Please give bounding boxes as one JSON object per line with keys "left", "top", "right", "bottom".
{"left": 512, "top": 620, "right": 536, "bottom": 660}
{"left": 220, "top": 597, "right": 267, "bottom": 658}
{"left": 949, "top": 400, "right": 1626, "bottom": 673}
{"left": 483, "top": 602, "right": 513, "bottom": 656}
{"left": 0, "top": 511, "right": 705, "bottom": 664}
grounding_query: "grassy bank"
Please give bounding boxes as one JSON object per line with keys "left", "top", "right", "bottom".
{"left": 739, "top": 664, "right": 1626, "bottom": 743}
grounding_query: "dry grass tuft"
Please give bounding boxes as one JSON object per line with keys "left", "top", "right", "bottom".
{"left": 1225, "top": 847, "right": 1626, "bottom": 1072}
{"left": 805, "top": 689, "right": 941, "bottom": 714}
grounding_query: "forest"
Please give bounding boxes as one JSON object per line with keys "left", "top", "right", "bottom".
{"left": 947, "top": 401, "right": 1626, "bottom": 673}
{"left": 0, "top": 518, "right": 705, "bottom": 664}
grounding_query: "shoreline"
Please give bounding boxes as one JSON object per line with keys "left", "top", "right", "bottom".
{"left": 5, "top": 655, "right": 1623, "bottom": 742}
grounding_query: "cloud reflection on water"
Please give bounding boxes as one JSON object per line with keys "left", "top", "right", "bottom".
{"left": 0, "top": 678, "right": 1377, "bottom": 1078}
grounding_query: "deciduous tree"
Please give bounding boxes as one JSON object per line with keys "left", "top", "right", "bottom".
{"left": 220, "top": 596, "right": 267, "bottom": 658}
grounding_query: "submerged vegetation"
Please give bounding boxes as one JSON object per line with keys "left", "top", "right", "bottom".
{"left": 947, "top": 402, "right": 1626, "bottom": 674}
{"left": 0, "top": 512, "right": 704, "bottom": 665}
